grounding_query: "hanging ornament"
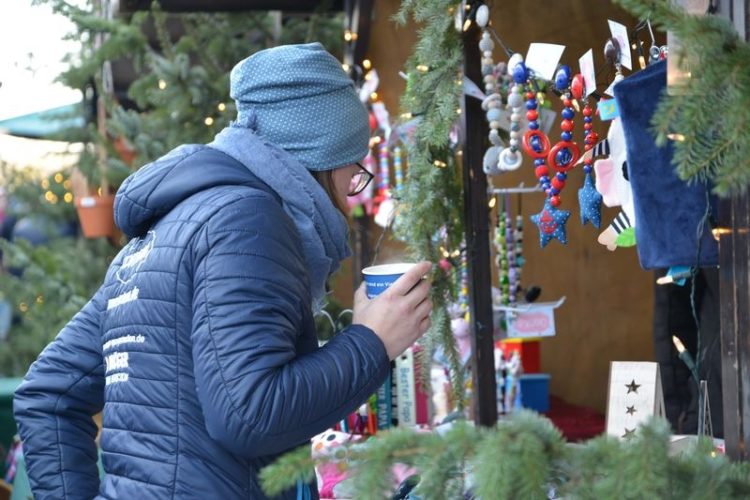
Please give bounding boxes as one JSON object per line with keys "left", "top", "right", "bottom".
{"left": 494, "top": 207, "right": 510, "bottom": 305}
{"left": 513, "top": 212, "right": 525, "bottom": 298}
{"left": 393, "top": 146, "right": 404, "bottom": 197}
{"left": 373, "top": 141, "right": 395, "bottom": 227}
{"left": 498, "top": 56, "right": 524, "bottom": 172}
{"left": 547, "top": 65, "right": 581, "bottom": 176}
{"left": 604, "top": 37, "right": 625, "bottom": 95}
{"left": 530, "top": 199, "right": 571, "bottom": 247}
{"left": 574, "top": 73, "right": 603, "bottom": 228}
{"left": 503, "top": 196, "right": 518, "bottom": 305}
{"left": 516, "top": 61, "right": 571, "bottom": 248}
{"left": 460, "top": 246, "right": 469, "bottom": 313}
{"left": 478, "top": 6, "right": 504, "bottom": 176}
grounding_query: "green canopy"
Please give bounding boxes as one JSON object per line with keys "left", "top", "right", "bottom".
{"left": 0, "top": 104, "right": 84, "bottom": 139}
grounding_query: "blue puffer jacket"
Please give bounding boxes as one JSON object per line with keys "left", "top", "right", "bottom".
{"left": 14, "top": 146, "right": 390, "bottom": 499}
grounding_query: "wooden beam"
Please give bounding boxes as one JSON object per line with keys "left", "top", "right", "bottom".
{"left": 718, "top": 194, "right": 750, "bottom": 460}
{"left": 120, "top": 0, "right": 343, "bottom": 13}
{"left": 345, "top": 0, "right": 375, "bottom": 289}
{"left": 462, "top": 22, "right": 498, "bottom": 427}
{"left": 342, "top": 0, "right": 374, "bottom": 71}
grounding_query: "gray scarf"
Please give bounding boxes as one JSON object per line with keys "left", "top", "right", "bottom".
{"left": 209, "top": 125, "right": 351, "bottom": 310}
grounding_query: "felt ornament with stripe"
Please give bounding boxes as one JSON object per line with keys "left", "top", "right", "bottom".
{"left": 594, "top": 118, "right": 637, "bottom": 251}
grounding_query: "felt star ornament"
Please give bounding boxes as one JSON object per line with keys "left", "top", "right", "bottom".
{"left": 531, "top": 199, "right": 571, "bottom": 248}
{"left": 578, "top": 172, "right": 603, "bottom": 227}
{"left": 626, "top": 405, "right": 637, "bottom": 416}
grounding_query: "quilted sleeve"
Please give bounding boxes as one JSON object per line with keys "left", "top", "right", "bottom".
{"left": 191, "top": 194, "right": 389, "bottom": 458}
{"left": 13, "top": 289, "right": 106, "bottom": 500}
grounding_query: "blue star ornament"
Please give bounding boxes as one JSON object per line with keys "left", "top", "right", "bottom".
{"left": 531, "top": 199, "right": 571, "bottom": 248}
{"left": 578, "top": 172, "right": 603, "bottom": 228}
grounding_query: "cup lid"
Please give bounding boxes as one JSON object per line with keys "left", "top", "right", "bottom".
{"left": 361, "top": 263, "right": 416, "bottom": 276}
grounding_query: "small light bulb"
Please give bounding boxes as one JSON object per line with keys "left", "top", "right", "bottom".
{"left": 217, "top": 102, "right": 226, "bottom": 112}
{"left": 204, "top": 117, "right": 214, "bottom": 126}
{"left": 362, "top": 59, "right": 372, "bottom": 70}
{"left": 488, "top": 197, "right": 497, "bottom": 208}
{"left": 667, "top": 133, "right": 686, "bottom": 142}
{"left": 370, "top": 92, "right": 379, "bottom": 101}
{"left": 158, "top": 79, "right": 167, "bottom": 90}
{"left": 416, "top": 64, "right": 429, "bottom": 72}
{"left": 672, "top": 335, "right": 686, "bottom": 354}
{"left": 64, "top": 192, "right": 73, "bottom": 203}
{"left": 462, "top": 19, "right": 472, "bottom": 32}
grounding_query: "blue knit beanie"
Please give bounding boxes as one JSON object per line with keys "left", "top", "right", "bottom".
{"left": 229, "top": 43, "right": 370, "bottom": 172}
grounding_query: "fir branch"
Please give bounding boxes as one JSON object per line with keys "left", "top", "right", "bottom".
{"left": 258, "top": 445, "right": 316, "bottom": 497}
{"left": 261, "top": 412, "right": 750, "bottom": 499}
{"left": 393, "top": 1, "right": 464, "bottom": 400}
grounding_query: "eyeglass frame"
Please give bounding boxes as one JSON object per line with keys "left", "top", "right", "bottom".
{"left": 347, "top": 162, "right": 375, "bottom": 197}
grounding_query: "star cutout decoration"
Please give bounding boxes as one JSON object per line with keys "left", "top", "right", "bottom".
{"left": 531, "top": 199, "right": 571, "bottom": 248}
{"left": 626, "top": 405, "right": 637, "bottom": 416}
{"left": 625, "top": 380, "right": 641, "bottom": 394}
{"left": 578, "top": 172, "right": 603, "bottom": 228}
{"left": 622, "top": 428, "right": 636, "bottom": 440}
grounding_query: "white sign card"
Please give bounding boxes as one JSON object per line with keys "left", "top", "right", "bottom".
{"left": 525, "top": 43, "right": 566, "bottom": 81}
{"left": 604, "top": 78, "right": 618, "bottom": 98}
{"left": 495, "top": 297, "right": 566, "bottom": 339}
{"left": 463, "top": 75, "right": 486, "bottom": 101}
{"left": 578, "top": 49, "right": 597, "bottom": 97}
{"left": 606, "top": 361, "right": 665, "bottom": 440}
{"left": 607, "top": 20, "right": 632, "bottom": 70}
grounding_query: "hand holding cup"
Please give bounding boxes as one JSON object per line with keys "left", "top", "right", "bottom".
{"left": 353, "top": 261, "right": 433, "bottom": 360}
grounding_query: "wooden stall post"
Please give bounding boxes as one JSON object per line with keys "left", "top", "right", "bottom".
{"left": 461, "top": 22, "right": 498, "bottom": 427}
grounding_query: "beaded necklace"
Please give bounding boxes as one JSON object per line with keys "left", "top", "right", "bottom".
{"left": 513, "top": 60, "right": 572, "bottom": 248}
{"left": 477, "top": 6, "right": 504, "bottom": 176}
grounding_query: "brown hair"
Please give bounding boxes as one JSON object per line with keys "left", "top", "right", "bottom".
{"left": 311, "top": 170, "right": 348, "bottom": 215}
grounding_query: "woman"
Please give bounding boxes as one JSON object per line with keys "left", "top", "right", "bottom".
{"left": 14, "top": 43, "right": 432, "bottom": 499}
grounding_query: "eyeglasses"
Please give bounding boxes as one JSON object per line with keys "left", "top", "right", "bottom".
{"left": 348, "top": 162, "right": 375, "bottom": 197}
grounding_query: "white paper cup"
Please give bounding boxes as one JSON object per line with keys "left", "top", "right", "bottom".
{"left": 361, "top": 263, "right": 417, "bottom": 299}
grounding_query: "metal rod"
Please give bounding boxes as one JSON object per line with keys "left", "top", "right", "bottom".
{"left": 489, "top": 186, "right": 543, "bottom": 195}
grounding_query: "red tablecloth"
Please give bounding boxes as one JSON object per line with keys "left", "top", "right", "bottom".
{"left": 544, "top": 395, "right": 605, "bottom": 442}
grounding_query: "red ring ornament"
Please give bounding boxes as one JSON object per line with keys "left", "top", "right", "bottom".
{"left": 547, "top": 141, "right": 581, "bottom": 172}
{"left": 522, "top": 129, "right": 551, "bottom": 159}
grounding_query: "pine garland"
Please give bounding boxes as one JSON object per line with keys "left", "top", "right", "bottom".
{"left": 394, "top": 0, "right": 467, "bottom": 408}
{"left": 615, "top": 0, "right": 750, "bottom": 197}
{"left": 261, "top": 411, "right": 750, "bottom": 499}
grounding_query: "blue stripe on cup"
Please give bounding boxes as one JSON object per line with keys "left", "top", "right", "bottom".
{"left": 362, "top": 263, "right": 417, "bottom": 299}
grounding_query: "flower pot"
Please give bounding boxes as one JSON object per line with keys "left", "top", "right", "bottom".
{"left": 75, "top": 194, "right": 115, "bottom": 238}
